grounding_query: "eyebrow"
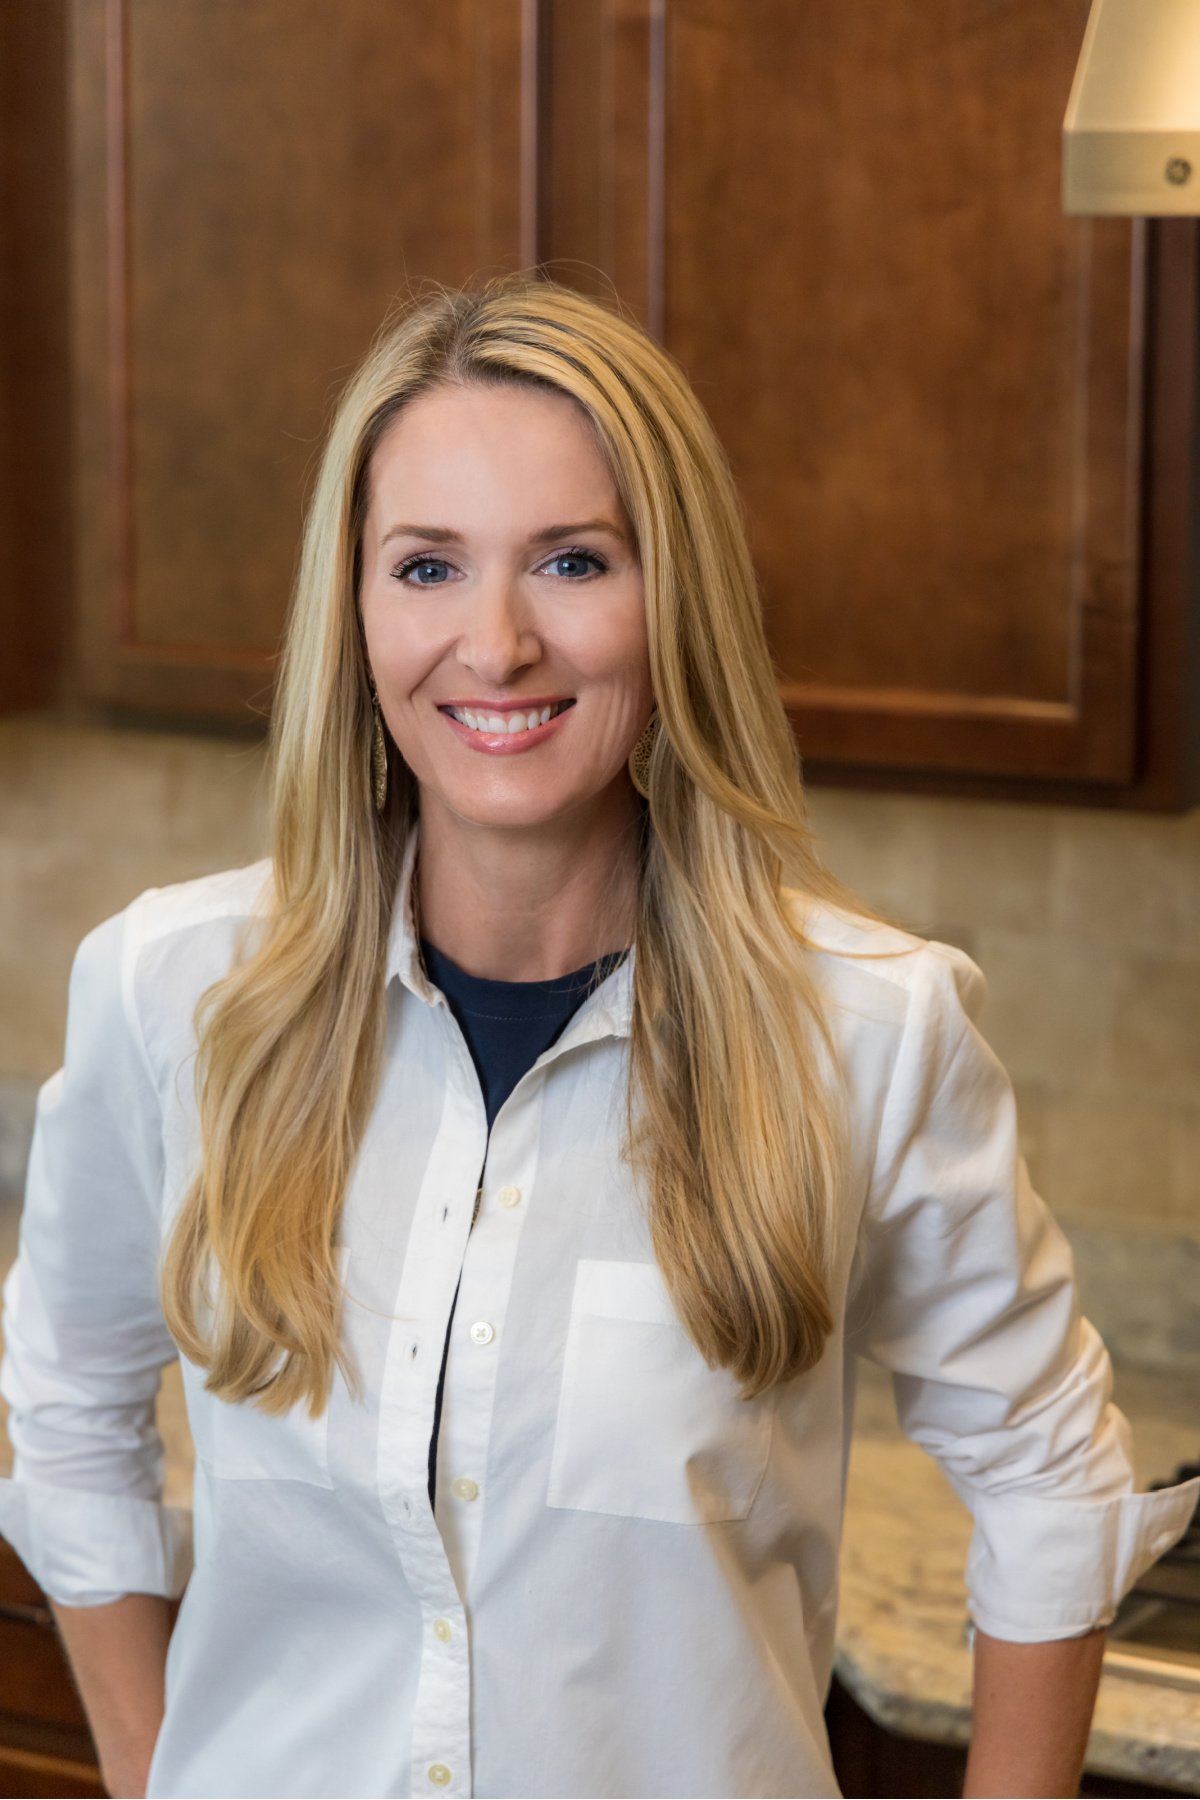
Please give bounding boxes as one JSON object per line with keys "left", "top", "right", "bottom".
{"left": 380, "top": 518, "right": 628, "bottom": 550}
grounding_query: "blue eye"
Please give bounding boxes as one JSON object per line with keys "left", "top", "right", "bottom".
{"left": 546, "top": 549, "right": 607, "bottom": 579}
{"left": 392, "top": 556, "right": 452, "bottom": 586}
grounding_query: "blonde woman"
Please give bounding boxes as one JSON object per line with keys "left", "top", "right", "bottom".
{"left": 1, "top": 274, "right": 1195, "bottom": 1800}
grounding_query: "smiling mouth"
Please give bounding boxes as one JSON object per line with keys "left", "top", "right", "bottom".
{"left": 439, "top": 699, "right": 575, "bottom": 736}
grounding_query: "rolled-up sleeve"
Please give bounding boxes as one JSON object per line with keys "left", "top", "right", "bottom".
{"left": 847, "top": 939, "right": 1200, "bottom": 1643}
{"left": 0, "top": 896, "right": 193, "bottom": 1606}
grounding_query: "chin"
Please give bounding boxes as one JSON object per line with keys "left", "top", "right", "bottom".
{"left": 428, "top": 787, "right": 578, "bottom": 831}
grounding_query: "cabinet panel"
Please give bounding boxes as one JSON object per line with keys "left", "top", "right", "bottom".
{"left": 71, "top": 0, "right": 534, "bottom": 722}
{"left": 545, "top": 0, "right": 1167, "bottom": 789}
{"left": 0, "top": 0, "right": 70, "bottom": 715}
{"left": 0, "top": 1544, "right": 104, "bottom": 1798}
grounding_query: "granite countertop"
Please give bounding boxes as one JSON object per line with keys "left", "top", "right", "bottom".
{"left": 839, "top": 1356, "right": 1200, "bottom": 1795}
{"left": 0, "top": 1221, "right": 1195, "bottom": 1793}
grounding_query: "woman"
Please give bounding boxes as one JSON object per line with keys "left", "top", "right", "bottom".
{"left": 0, "top": 274, "right": 1195, "bottom": 1800}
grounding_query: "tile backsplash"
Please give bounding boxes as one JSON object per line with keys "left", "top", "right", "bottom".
{"left": 1, "top": 711, "right": 1196, "bottom": 1365}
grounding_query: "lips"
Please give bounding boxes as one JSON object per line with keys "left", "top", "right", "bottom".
{"left": 439, "top": 697, "right": 576, "bottom": 754}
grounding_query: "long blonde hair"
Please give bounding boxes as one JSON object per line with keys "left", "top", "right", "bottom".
{"left": 161, "top": 272, "right": 915, "bottom": 1414}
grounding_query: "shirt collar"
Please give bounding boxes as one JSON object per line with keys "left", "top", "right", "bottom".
{"left": 385, "top": 818, "right": 634, "bottom": 1041}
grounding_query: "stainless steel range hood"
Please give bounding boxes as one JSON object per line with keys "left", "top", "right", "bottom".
{"left": 1063, "top": 0, "right": 1200, "bottom": 214}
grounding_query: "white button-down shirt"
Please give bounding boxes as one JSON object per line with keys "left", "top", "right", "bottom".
{"left": 1, "top": 821, "right": 1196, "bottom": 1799}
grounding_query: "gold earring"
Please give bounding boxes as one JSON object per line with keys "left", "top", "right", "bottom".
{"left": 369, "top": 684, "right": 388, "bottom": 813}
{"left": 628, "top": 711, "right": 660, "bottom": 799}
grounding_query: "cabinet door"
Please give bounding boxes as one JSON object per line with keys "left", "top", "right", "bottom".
{"left": 543, "top": 0, "right": 1177, "bottom": 792}
{"left": 0, "top": 1544, "right": 105, "bottom": 1797}
{"left": 70, "top": 0, "right": 534, "bottom": 722}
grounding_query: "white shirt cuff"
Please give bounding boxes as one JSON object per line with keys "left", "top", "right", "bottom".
{"left": 964, "top": 1473, "right": 1200, "bottom": 1642}
{"left": 0, "top": 1473, "right": 193, "bottom": 1607}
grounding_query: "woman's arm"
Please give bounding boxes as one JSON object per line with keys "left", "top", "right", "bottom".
{"left": 963, "top": 1624, "right": 1107, "bottom": 1798}
{"left": 848, "top": 939, "right": 1198, "bottom": 1726}
{"left": 0, "top": 901, "right": 193, "bottom": 1794}
{"left": 51, "top": 1593, "right": 181, "bottom": 1799}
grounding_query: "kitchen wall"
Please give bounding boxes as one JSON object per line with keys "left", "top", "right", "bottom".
{"left": 2, "top": 709, "right": 1197, "bottom": 1360}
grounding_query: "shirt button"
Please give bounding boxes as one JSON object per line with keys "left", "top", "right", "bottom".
{"left": 498, "top": 1185, "right": 522, "bottom": 1207}
{"left": 427, "top": 1763, "right": 452, "bottom": 1787}
{"left": 433, "top": 1617, "right": 452, "bottom": 1642}
{"left": 451, "top": 1476, "right": 479, "bottom": 1502}
{"left": 1152, "top": 1529, "right": 1177, "bottom": 1556}
{"left": 469, "top": 1320, "right": 495, "bottom": 1345}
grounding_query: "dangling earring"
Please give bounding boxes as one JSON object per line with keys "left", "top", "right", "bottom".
{"left": 628, "top": 709, "right": 660, "bottom": 800}
{"left": 368, "top": 678, "right": 388, "bottom": 813}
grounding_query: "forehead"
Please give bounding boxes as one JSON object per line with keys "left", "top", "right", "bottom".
{"left": 366, "top": 382, "right": 621, "bottom": 523}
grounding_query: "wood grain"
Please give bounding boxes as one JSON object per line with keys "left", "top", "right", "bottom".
{"left": 71, "top": 0, "right": 534, "bottom": 722}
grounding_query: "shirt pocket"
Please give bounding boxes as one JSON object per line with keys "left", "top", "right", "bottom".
{"left": 181, "top": 1244, "right": 349, "bottom": 1488}
{"left": 546, "top": 1257, "right": 775, "bottom": 1524}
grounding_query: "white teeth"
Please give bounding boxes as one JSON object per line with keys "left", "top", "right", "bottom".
{"left": 449, "top": 702, "right": 568, "bottom": 734}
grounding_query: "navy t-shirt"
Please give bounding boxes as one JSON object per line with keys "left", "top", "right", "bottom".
{"left": 419, "top": 935, "right": 630, "bottom": 1510}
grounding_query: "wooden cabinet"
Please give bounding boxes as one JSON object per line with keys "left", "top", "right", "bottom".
{"left": 823, "top": 1671, "right": 1184, "bottom": 1799}
{"left": 67, "top": 0, "right": 534, "bottom": 722}
{"left": 0, "top": 1, "right": 71, "bottom": 718}
{"left": 541, "top": 0, "right": 1200, "bottom": 812}
{"left": 3, "top": 0, "right": 1197, "bottom": 807}
{"left": 0, "top": 1545, "right": 103, "bottom": 1798}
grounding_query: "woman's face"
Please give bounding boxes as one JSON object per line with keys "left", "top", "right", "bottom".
{"left": 359, "top": 380, "right": 654, "bottom": 833}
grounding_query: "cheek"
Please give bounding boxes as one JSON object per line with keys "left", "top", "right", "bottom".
{"left": 362, "top": 586, "right": 437, "bottom": 681}
{"left": 559, "top": 585, "right": 649, "bottom": 679}
{"left": 359, "top": 582, "right": 390, "bottom": 664}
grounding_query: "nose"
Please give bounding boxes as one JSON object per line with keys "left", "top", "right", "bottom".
{"left": 456, "top": 575, "right": 541, "bottom": 683}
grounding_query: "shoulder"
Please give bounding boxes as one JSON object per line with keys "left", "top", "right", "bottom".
{"left": 80, "top": 861, "right": 275, "bottom": 1065}
{"left": 55, "top": 862, "right": 275, "bottom": 1100}
{"left": 779, "top": 885, "right": 989, "bottom": 1049}
{"left": 72, "top": 860, "right": 272, "bottom": 987}
{"left": 124, "top": 859, "right": 275, "bottom": 957}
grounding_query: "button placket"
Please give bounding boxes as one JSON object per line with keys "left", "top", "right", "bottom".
{"left": 378, "top": 1013, "right": 484, "bottom": 1800}
{"left": 384, "top": 957, "right": 619, "bottom": 1800}
{"left": 406, "top": 1590, "right": 472, "bottom": 1798}
{"left": 434, "top": 1081, "right": 545, "bottom": 1605}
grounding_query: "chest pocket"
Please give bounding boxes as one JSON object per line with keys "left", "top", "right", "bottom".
{"left": 546, "top": 1257, "right": 774, "bottom": 1524}
{"left": 181, "top": 1244, "right": 350, "bottom": 1488}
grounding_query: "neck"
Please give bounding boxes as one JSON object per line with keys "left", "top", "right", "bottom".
{"left": 413, "top": 786, "right": 641, "bottom": 982}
